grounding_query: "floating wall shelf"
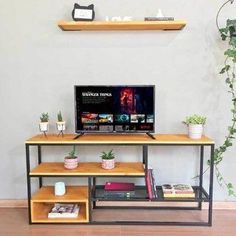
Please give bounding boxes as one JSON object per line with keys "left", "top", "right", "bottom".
{"left": 58, "top": 20, "right": 187, "bottom": 31}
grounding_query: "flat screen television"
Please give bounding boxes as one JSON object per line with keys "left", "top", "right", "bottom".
{"left": 74, "top": 85, "right": 155, "bottom": 134}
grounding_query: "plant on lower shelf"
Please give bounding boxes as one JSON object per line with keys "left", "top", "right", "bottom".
{"left": 208, "top": 0, "right": 236, "bottom": 196}
{"left": 39, "top": 112, "right": 49, "bottom": 133}
{"left": 183, "top": 114, "right": 207, "bottom": 139}
{"left": 64, "top": 145, "right": 78, "bottom": 169}
{"left": 100, "top": 149, "right": 115, "bottom": 170}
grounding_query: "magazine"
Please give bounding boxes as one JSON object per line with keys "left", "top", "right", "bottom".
{"left": 48, "top": 203, "right": 80, "bottom": 218}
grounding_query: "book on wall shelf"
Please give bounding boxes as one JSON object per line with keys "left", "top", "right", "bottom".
{"left": 162, "top": 184, "right": 195, "bottom": 198}
{"left": 48, "top": 203, "right": 80, "bottom": 218}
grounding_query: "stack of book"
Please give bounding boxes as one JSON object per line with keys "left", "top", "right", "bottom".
{"left": 145, "top": 168, "right": 158, "bottom": 199}
{"left": 144, "top": 17, "right": 174, "bottom": 21}
{"left": 48, "top": 203, "right": 80, "bottom": 218}
{"left": 162, "top": 184, "right": 195, "bottom": 198}
{"left": 104, "top": 182, "right": 135, "bottom": 198}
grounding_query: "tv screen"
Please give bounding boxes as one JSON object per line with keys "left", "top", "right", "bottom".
{"left": 74, "top": 85, "right": 155, "bottom": 133}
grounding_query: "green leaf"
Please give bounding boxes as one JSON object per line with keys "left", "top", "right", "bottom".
{"left": 226, "top": 78, "right": 231, "bottom": 84}
{"left": 230, "top": 37, "right": 236, "bottom": 46}
{"left": 224, "top": 49, "right": 236, "bottom": 58}
{"left": 228, "top": 189, "right": 235, "bottom": 196}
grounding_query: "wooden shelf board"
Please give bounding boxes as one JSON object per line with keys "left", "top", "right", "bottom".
{"left": 30, "top": 162, "right": 145, "bottom": 176}
{"left": 31, "top": 186, "right": 88, "bottom": 202}
{"left": 31, "top": 202, "right": 88, "bottom": 223}
{"left": 58, "top": 20, "right": 187, "bottom": 31}
{"left": 26, "top": 134, "right": 214, "bottom": 145}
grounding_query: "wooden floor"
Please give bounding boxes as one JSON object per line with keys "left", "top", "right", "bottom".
{"left": 1, "top": 208, "right": 236, "bottom": 236}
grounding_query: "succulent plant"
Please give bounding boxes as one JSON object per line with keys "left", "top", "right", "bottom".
{"left": 100, "top": 149, "right": 115, "bottom": 160}
{"left": 40, "top": 113, "right": 49, "bottom": 122}
{"left": 184, "top": 114, "right": 207, "bottom": 125}
{"left": 57, "top": 111, "right": 63, "bottom": 122}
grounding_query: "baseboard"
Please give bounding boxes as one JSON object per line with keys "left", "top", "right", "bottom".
{"left": 0, "top": 200, "right": 28, "bottom": 208}
{"left": 1, "top": 200, "right": 236, "bottom": 209}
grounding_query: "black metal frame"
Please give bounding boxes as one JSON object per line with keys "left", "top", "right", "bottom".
{"left": 25, "top": 141, "right": 214, "bottom": 226}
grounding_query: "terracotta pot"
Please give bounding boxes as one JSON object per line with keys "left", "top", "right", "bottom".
{"left": 56, "top": 121, "right": 66, "bottom": 131}
{"left": 188, "top": 124, "right": 204, "bottom": 139}
{"left": 39, "top": 122, "right": 49, "bottom": 132}
{"left": 102, "top": 159, "right": 115, "bottom": 170}
{"left": 64, "top": 157, "right": 78, "bottom": 169}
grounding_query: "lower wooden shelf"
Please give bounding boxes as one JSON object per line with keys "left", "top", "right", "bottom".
{"left": 31, "top": 186, "right": 89, "bottom": 223}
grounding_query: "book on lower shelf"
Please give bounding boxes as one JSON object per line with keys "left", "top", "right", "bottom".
{"left": 162, "top": 184, "right": 195, "bottom": 198}
{"left": 48, "top": 203, "right": 80, "bottom": 218}
{"left": 104, "top": 182, "right": 135, "bottom": 198}
{"left": 145, "top": 168, "right": 158, "bottom": 199}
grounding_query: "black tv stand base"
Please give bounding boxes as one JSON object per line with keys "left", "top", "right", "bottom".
{"left": 73, "top": 133, "right": 84, "bottom": 140}
{"left": 146, "top": 132, "right": 156, "bottom": 139}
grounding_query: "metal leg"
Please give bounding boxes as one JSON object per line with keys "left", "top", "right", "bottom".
{"left": 208, "top": 144, "right": 215, "bottom": 226}
{"left": 26, "top": 144, "right": 32, "bottom": 224}
{"left": 143, "top": 145, "right": 148, "bottom": 174}
{"left": 38, "top": 145, "right": 42, "bottom": 188}
{"left": 143, "top": 145, "right": 148, "bottom": 199}
{"left": 88, "top": 177, "right": 92, "bottom": 222}
{"left": 92, "top": 177, "right": 96, "bottom": 209}
{"left": 198, "top": 145, "right": 204, "bottom": 210}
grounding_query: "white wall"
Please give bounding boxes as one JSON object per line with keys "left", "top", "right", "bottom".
{"left": 0, "top": 0, "right": 235, "bottom": 200}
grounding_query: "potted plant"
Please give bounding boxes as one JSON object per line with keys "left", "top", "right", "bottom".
{"left": 39, "top": 113, "right": 49, "bottom": 133}
{"left": 100, "top": 149, "right": 115, "bottom": 170}
{"left": 64, "top": 146, "right": 78, "bottom": 169}
{"left": 183, "top": 114, "right": 207, "bottom": 139}
{"left": 56, "top": 111, "right": 66, "bottom": 134}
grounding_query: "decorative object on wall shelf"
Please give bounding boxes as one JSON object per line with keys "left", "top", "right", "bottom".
{"left": 105, "top": 16, "right": 133, "bottom": 22}
{"left": 72, "top": 3, "right": 95, "bottom": 21}
{"left": 57, "top": 20, "right": 186, "bottom": 31}
{"left": 56, "top": 111, "right": 66, "bottom": 137}
{"left": 183, "top": 114, "right": 207, "bottom": 139}
{"left": 39, "top": 112, "right": 49, "bottom": 137}
{"left": 100, "top": 149, "right": 115, "bottom": 170}
{"left": 145, "top": 9, "right": 174, "bottom": 21}
{"left": 64, "top": 146, "right": 78, "bottom": 170}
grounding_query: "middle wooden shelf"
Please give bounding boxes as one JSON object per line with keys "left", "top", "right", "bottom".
{"left": 30, "top": 162, "right": 145, "bottom": 176}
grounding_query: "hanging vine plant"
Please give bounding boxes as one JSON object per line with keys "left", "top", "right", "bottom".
{"left": 211, "top": 0, "right": 236, "bottom": 196}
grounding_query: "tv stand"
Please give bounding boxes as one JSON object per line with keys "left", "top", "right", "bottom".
{"left": 25, "top": 134, "right": 215, "bottom": 226}
{"left": 146, "top": 132, "right": 156, "bottom": 139}
{"left": 73, "top": 132, "right": 84, "bottom": 140}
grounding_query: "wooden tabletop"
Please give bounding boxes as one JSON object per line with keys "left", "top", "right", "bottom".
{"left": 25, "top": 134, "right": 214, "bottom": 145}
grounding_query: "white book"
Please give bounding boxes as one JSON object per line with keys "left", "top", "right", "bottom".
{"left": 48, "top": 203, "right": 80, "bottom": 218}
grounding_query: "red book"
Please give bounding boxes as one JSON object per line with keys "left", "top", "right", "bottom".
{"left": 104, "top": 182, "right": 135, "bottom": 191}
{"left": 145, "top": 169, "right": 154, "bottom": 199}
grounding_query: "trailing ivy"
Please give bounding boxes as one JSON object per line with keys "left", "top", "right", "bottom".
{"left": 212, "top": 19, "right": 236, "bottom": 196}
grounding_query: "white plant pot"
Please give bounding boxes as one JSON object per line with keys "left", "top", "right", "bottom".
{"left": 64, "top": 157, "right": 78, "bottom": 169}
{"left": 39, "top": 122, "right": 49, "bottom": 132}
{"left": 188, "top": 124, "right": 204, "bottom": 139}
{"left": 102, "top": 159, "right": 115, "bottom": 170}
{"left": 57, "top": 121, "right": 66, "bottom": 131}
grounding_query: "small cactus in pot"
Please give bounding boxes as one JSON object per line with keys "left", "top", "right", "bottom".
{"left": 64, "top": 146, "right": 78, "bottom": 169}
{"left": 56, "top": 111, "right": 66, "bottom": 136}
{"left": 101, "top": 149, "right": 115, "bottom": 170}
{"left": 39, "top": 112, "right": 49, "bottom": 136}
